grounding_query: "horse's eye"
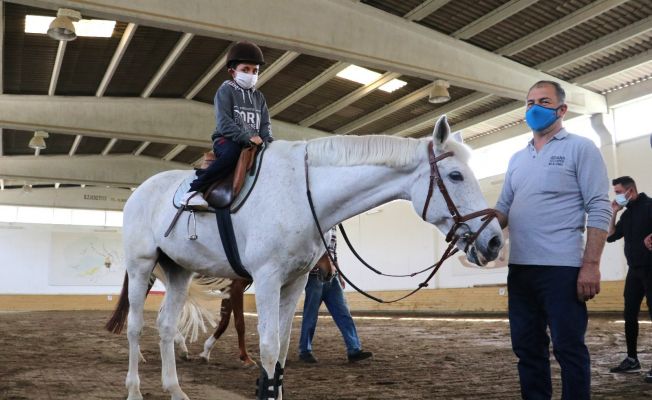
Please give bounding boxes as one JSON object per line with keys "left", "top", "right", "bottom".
{"left": 448, "top": 171, "right": 464, "bottom": 182}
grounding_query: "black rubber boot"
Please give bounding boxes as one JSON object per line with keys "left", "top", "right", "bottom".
{"left": 255, "top": 366, "right": 278, "bottom": 400}
{"left": 274, "top": 362, "right": 284, "bottom": 393}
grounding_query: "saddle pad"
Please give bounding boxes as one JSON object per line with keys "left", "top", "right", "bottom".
{"left": 172, "top": 144, "right": 266, "bottom": 213}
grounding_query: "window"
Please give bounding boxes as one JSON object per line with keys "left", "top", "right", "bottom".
{"left": 613, "top": 96, "right": 652, "bottom": 142}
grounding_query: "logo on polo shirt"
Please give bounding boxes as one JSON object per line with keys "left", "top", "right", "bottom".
{"left": 549, "top": 155, "right": 565, "bottom": 166}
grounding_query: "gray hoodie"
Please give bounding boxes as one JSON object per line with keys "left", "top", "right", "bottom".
{"left": 211, "top": 80, "right": 272, "bottom": 146}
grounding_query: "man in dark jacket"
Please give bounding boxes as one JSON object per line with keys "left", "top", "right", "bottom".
{"left": 607, "top": 176, "right": 652, "bottom": 382}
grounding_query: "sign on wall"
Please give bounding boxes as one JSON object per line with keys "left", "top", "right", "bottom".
{"left": 48, "top": 231, "right": 125, "bottom": 286}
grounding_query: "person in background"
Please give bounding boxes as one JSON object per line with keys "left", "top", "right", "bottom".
{"left": 606, "top": 176, "right": 652, "bottom": 382}
{"left": 298, "top": 227, "right": 373, "bottom": 364}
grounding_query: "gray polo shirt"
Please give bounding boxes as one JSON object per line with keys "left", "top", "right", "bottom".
{"left": 495, "top": 129, "right": 612, "bottom": 267}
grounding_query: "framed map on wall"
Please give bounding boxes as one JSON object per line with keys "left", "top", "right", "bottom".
{"left": 49, "top": 231, "right": 125, "bottom": 286}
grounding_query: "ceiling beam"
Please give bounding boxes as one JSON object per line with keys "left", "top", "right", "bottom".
{"left": 97, "top": 22, "right": 137, "bottom": 97}
{"left": 185, "top": 43, "right": 232, "bottom": 100}
{"left": 0, "top": 95, "right": 330, "bottom": 145}
{"left": 101, "top": 138, "right": 118, "bottom": 156}
{"left": 0, "top": 129, "right": 3, "bottom": 157}
{"left": 572, "top": 49, "right": 652, "bottom": 85}
{"left": 335, "top": 83, "right": 432, "bottom": 134}
{"left": 9, "top": 0, "right": 605, "bottom": 113}
{"left": 268, "top": 61, "right": 348, "bottom": 117}
{"left": 606, "top": 77, "right": 652, "bottom": 108}
{"left": 141, "top": 32, "right": 194, "bottom": 98}
{"left": 257, "top": 51, "right": 300, "bottom": 88}
{"left": 389, "top": 92, "right": 492, "bottom": 137}
{"left": 162, "top": 144, "right": 187, "bottom": 161}
{"left": 537, "top": 15, "right": 652, "bottom": 72}
{"left": 299, "top": 72, "right": 401, "bottom": 127}
{"left": 497, "top": 0, "right": 628, "bottom": 56}
{"left": 453, "top": 0, "right": 537, "bottom": 40}
{"left": 68, "top": 134, "right": 82, "bottom": 156}
{"left": 451, "top": 102, "right": 521, "bottom": 132}
{"left": 48, "top": 40, "right": 66, "bottom": 96}
{"left": 0, "top": 154, "right": 189, "bottom": 186}
{"left": 133, "top": 141, "right": 150, "bottom": 156}
{"left": 403, "top": 0, "right": 450, "bottom": 21}
{"left": 0, "top": 186, "right": 132, "bottom": 211}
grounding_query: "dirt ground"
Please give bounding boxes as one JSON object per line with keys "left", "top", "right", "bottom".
{"left": 1, "top": 310, "right": 652, "bottom": 399}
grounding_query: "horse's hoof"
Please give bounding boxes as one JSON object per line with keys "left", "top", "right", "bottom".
{"left": 180, "top": 352, "right": 192, "bottom": 362}
{"left": 241, "top": 358, "right": 258, "bottom": 368}
{"left": 199, "top": 354, "right": 210, "bottom": 363}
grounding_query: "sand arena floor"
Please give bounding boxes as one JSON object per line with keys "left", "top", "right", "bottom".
{"left": 1, "top": 310, "right": 652, "bottom": 399}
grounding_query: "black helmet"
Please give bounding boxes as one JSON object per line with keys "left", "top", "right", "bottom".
{"left": 227, "top": 41, "right": 265, "bottom": 68}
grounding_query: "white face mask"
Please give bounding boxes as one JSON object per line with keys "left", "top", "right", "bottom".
{"left": 234, "top": 71, "right": 258, "bottom": 89}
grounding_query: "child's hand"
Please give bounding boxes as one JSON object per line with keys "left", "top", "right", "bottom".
{"left": 250, "top": 136, "right": 263, "bottom": 145}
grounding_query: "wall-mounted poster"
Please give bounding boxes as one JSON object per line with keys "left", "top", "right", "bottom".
{"left": 49, "top": 231, "right": 125, "bottom": 286}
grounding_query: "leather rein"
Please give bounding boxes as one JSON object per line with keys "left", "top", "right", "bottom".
{"left": 304, "top": 141, "right": 496, "bottom": 304}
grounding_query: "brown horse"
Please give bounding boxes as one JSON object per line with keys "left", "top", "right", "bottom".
{"left": 198, "top": 278, "right": 257, "bottom": 367}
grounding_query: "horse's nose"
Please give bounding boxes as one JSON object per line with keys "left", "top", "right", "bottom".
{"left": 488, "top": 235, "right": 502, "bottom": 252}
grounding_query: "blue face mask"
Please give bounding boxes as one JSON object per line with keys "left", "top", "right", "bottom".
{"left": 525, "top": 104, "right": 561, "bottom": 132}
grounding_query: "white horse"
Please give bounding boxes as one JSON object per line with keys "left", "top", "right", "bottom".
{"left": 107, "top": 116, "right": 503, "bottom": 400}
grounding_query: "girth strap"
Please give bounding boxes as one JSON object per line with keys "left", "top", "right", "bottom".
{"left": 216, "top": 208, "right": 252, "bottom": 280}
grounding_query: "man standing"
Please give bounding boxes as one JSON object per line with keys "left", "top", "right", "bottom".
{"left": 495, "top": 80, "right": 612, "bottom": 399}
{"left": 606, "top": 176, "right": 652, "bottom": 381}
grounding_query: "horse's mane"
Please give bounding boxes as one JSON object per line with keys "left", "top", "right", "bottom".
{"left": 306, "top": 134, "right": 472, "bottom": 168}
{"left": 306, "top": 135, "right": 425, "bottom": 168}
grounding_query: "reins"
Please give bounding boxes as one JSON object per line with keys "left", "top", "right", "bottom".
{"left": 304, "top": 141, "right": 496, "bottom": 304}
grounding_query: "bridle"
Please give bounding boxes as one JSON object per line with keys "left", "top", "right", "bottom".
{"left": 305, "top": 141, "right": 497, "bottom": 303}
{"left": 421, "top": 141, "right": 496, "bottom": 254}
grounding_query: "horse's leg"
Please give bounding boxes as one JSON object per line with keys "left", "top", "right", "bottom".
{"left": 231, "top": 280, "right": 256, "bottom": 367}
{"left": 157, "top": 263, "right": 193, "bottom": 400}
{"left": 125, "top": 266, "right": 155, "bottom": 400}
{"left": 174, "top": 330, "right": 191, "bottom": 361}
{"left": 276, "top": 274, "right": 310, "bottom": 400}
{"left": 199, "top": 296, "right": 233, "bottom": 362}
{"left": 254, "top": 274, "right": 282, "bottom": 400}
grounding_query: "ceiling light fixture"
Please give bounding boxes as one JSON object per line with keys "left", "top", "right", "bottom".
{"left": 25, "top": 14, "right": 115, "bottom": 39}
{"left": 28, "top": 131, "right": 49, "bottom": 150}
{"left": 429, "top": 79, "right": 451, "bottom": 104}
{"left": 47, "top": 8, "right": 82, "bottom": 41}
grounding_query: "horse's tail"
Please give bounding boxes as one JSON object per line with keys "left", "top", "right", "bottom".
{"left": 154, "top": 253, "right": 230, "bottom": 343}
{"left": 173, "top": 274, "right": 231, "bottom": 343}
{"left": 105, "top": 272, "right": 157, "bottom": 334}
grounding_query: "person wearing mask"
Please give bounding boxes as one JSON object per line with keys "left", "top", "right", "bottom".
{"left": 182, "top": 41, "right": 272, "bottom": 208}
{"left": 495, "top": 80, "right": 611, "bottom": 399}
{"left": 607, "top": 176, "right": 652, "bottom": 382}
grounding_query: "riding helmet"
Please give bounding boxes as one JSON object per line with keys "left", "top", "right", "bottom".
{"left": 227, "top": 41, "right": 265, "bottom": 68}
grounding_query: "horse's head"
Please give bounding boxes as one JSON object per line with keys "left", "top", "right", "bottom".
{"left": 411, "top": 115, "right": 503, "bottom": 266}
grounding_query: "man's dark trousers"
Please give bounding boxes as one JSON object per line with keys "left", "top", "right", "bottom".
{"left": 508, "top": 265, "right": 590, "bottom": 400}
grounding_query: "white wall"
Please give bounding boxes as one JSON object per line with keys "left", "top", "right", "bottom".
{"left": 0, "top": 223, "right": 165, "bottom": 295}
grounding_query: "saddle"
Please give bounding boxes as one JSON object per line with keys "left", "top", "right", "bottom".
{"left": 202, "top": 145, "right": 259, "bottom": 209}
{"left": 164, "top": 144, "right": 266, "bottom": 281}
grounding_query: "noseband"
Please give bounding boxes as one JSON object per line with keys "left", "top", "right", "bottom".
{"left": 421, "top": 142, "right": 496, "bottom": 253}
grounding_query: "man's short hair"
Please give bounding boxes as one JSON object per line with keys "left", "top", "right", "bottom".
{"left": 612, "top": 176, "right": 637, "bottom": 190}
{"left": 528, "top": 80, "right": 566, "bottom": 104}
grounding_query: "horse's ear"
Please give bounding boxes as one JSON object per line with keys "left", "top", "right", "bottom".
{"left": 433, "top": 115, "right": 450, "bottom": 149}
{"left": 451, "top": 131, "right": 463, "bottom": 144}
